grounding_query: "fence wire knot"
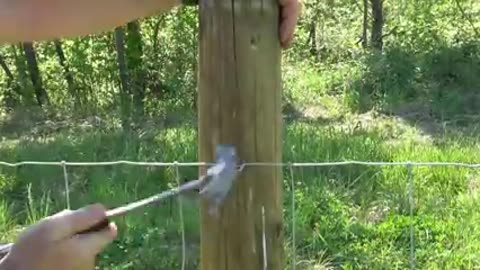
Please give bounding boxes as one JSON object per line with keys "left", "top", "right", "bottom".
{"left": 237, "top": 162, "right": 246, "bottom": 172}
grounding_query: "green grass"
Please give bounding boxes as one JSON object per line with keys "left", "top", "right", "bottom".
{"left": 1, "top": 107, "right": 480, "bottom": 269}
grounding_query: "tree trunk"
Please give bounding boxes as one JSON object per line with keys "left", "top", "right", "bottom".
{"left": 54, "top": 40, "right": 79, "bottom": 106}
{"left": 362, "top": 0, "right": 369, "bottom": 48}
{"left": 0, "top": 54, "right": 14, "bottom": 81}
{"left": 126, "top": 21, "right": 145, "bottom": 117}
{"left": 11, "top": 45, "right": 34, "bottom": 105}
{"left": 308, "top": 21, "right": 318, "bottom": 58}
{"left": 370, "top": 0, "right": 384, "bottom": 50}
{"left": 152, "top": 17, "right": 163, "bottom": 57}
{"left": 0, "top": 54, "right": 22, "bottom": 108}
{"left": 22, "top": 42, "right": 50, "bottom": 106}
{"left": 114, "top": 27, "right": 131, "bottom": 129}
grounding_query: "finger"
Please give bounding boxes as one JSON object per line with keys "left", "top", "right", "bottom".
{"left": 280, "top": 4, "right": 299, "bottom": 48}
{"left": 43, "top": 203, "right": 108, "bottom": 240}
{"left": 280, "top": 0, "right": 301, "bottom": 48}
{"left": 73, "top": 222, "right": 117, "bottom": 256}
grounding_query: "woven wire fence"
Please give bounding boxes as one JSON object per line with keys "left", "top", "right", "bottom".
{"left": 1, "top": 159, "right": 479, "bottom": 269}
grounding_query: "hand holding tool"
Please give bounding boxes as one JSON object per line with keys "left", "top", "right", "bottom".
{"left": 80, "top": 144, "right": 239, "bottom": 233}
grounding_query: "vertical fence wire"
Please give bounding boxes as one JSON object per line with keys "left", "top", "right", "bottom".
{"left": 174, "top": 162, "right": 186, "bottom": 270}
{"left": 61, "top": 161, "right": 71, "bottom": 209}
{"left": 262, "top": 205, "right": 268, "bottom": 270}
{"left": 289, "top": 163, "right": 296, "bottom": 270}
{"left": 407, "top": 162, "right": 415, "bottom": 270}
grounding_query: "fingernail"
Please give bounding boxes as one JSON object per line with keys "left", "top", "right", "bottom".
{"left": 109, "top": 223, "right": 118, "bottom": 238}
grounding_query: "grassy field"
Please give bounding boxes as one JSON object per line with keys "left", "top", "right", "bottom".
{"left": 1, "top": 45, "right": 480, "bottom": 269}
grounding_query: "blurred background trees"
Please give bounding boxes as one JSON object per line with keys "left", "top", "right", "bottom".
{"left": 0, "top": 0, "right": 478, "bottom": 122}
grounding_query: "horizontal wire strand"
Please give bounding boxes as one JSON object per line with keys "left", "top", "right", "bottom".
{"left": 0, "top": 161, "right": 210, "bottom": 167}
{"left": 1, "top": 160, "right": 480, "bottom": 168}
{"left": 0, "top": 158, "right": 474, "bottom": 270}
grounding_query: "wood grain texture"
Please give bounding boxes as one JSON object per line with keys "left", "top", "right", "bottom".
{"left": 198, "top": 0, "right": 283, "bottom": 268}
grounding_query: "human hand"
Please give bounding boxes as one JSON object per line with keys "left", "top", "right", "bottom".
{"left": 279, "top": 0, "right": 302, "bottom": 49}
{"left": 0, "top": 204, "right": 117, "bottom": 270}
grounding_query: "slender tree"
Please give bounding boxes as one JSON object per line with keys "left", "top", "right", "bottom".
{"left": 53, "top": 40, "right": 79, "bottom": 106}
{"left": 362, "top": 0, "right": 369, "bottom": 48}
{"left": 22, "top": 42, "right": 50, "bottom": 106}
{"left": 126, "top": 21, "right": 146, "bottom": 116}
{"left": 370, "top": 0, "right": 384, "bottom": 50}
{"left": 114, "top": 26, "right": 131, "bottom": 129}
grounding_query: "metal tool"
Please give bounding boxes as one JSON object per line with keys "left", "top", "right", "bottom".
{"left": 80, "top": 144, "right": 239, "bottom": 233}
{"left": 0, "top": 144, "right": 240, "bottom": 259}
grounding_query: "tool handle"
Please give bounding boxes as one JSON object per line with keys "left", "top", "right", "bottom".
{"left": 78, "top": 218, "right": 110, "bottom": 234}
{"left": 78, "top": 179, "right": 206, "bottom": 234}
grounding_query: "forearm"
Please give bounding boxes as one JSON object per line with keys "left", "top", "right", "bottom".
{"left": 0, "top": 0, "right": 180, "bottom": 43}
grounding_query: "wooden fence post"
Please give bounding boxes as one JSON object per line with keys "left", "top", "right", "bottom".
{"left": 197, "top": 0, "right": 283, "bottom": 268}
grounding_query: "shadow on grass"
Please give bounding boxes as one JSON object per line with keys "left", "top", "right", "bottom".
{"left": 346, "top": 39, "right": 480, "bottom": 138}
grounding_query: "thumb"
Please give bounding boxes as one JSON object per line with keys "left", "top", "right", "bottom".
{"left": 43, "top": 203, "right": 109, "bottom": 241}
{"left": 73, "top": 222, "right": 117, "bottom": 257}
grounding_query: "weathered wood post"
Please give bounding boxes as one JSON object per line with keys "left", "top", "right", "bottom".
{"left": 197, "top": 0, "right": 283, "bottom": 268}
